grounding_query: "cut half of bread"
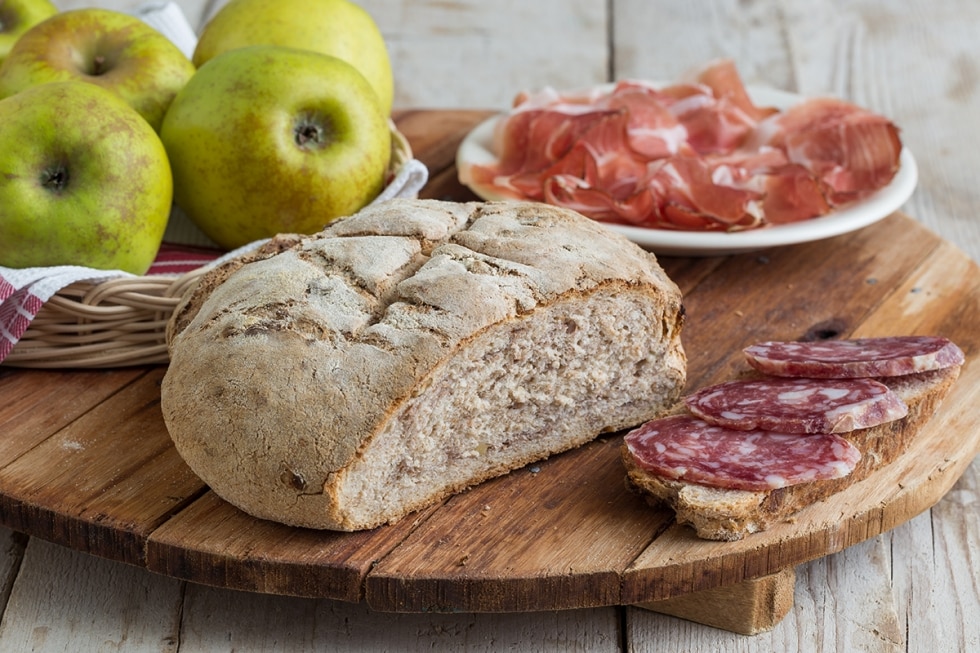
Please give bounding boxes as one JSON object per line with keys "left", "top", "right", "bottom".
{"left": 622, "top": 365, "right": 961, "bottom": 541}
{"left": 162, "top": 199, "right": 687, "bottom": 531}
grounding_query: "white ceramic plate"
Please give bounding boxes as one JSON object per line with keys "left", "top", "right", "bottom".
{"left": 456, "top": 86, "right": 918, "bottom": 256}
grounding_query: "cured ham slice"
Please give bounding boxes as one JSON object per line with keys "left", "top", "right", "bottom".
{"left": 537, "top": 112, "right": 658, "bottom": 222}
{"left": 602, "top": 82, "right": 689, "bottom": 159}
{"left": 708, "top": 148, "right": 833, "bottom": 224}
{"left": 759, "top": 97, "right": 903, "bottom": 205}
{"left": 459, "top": 59, "right": 903, "bottom": 232}
{"left": 691, "top": 58, "right": 779, "bottom": 123}
{"left": 650, "top": 154, "right": 763, "bottom": 230}
{"left": 473, "top": 107, "right": 619, "bottom": 200}
{"left": 743, "top": 336, "right": 966, "bottom": 378}
{"left": 623, "top": 414, "right": 861, "bottom": 491}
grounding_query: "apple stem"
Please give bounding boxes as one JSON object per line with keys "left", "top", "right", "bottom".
{"left": 295, "top": 124, "right": 323, "bottom": 148}
{"left": 294, "top": 114, "right": 333, "bottom": 151}
{"left": 41, "top": 166, "right": 70, "bottom": 193}
{"left": 92, "top": 55, "right": 107, "bottom": 76}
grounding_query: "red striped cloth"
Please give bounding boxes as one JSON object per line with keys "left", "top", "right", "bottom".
{"left": 146, "top": 243, "right": 224, "bottom": 275}
{"left": 0, "top": 280, "right": 44, "bottom": 363}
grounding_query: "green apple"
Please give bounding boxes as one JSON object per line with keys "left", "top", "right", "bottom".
{"left": 0, "top": 8, "right": 195, "bottom": 131}
{"left": 0, "top": 0, "right": 57, "bottom": 65}
{"left": 0, "top": 81, "right": 173, "bottom": 275}
{"left": 160, "top": 45, "right": 391, "bottom": 250}
{"left": 193, "top": 0, "right": 394, "bottom": 114}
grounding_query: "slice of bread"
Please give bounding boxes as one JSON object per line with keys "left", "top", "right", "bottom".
{"left": 622, "top": 365, "right": 961, "bottom": 541}
{"left": 161, "top": 199, "right": 687, "bottom": 531}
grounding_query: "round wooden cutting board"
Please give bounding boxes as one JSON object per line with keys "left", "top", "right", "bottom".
{"left": 0, "top": 112, "right": 977, "bottom": 619}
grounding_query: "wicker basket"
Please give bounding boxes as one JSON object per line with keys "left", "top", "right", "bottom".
{"left": 5, "top": 124, "right": 416, "bottom": 369}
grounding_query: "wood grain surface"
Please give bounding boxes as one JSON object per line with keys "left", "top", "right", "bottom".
{"left": 0, "top": 111, "right": 976, "bottom": 618}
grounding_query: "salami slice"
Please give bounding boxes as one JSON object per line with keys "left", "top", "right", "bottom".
{"left": 684, "top": 377, "right": 908, "bottom": 433}
{"left": 624, "top": 414, "right": 861, "bottom": 491}
{"left": 743, "top": 336, "right": 964, "bottom": 378}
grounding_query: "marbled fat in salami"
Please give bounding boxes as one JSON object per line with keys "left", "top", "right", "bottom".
{"left": 684, "top": 377, "right": 908, "bottom": 434}
{"left": 624, "top": 414, "right": 862, "bottom": 491}
{"left": 743, "top": 336, "right": 965, "bottom": 378}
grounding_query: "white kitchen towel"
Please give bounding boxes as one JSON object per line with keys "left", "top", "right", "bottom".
{"left": 134, "top": 1, "right": 198, "bottom": 58}
{"left": 0, "top": 1, "right": 428, "bottom": 365}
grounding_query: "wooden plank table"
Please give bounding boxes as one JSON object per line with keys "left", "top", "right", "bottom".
{"left": 1, "top": 109, "right": 977, "bottom": 639}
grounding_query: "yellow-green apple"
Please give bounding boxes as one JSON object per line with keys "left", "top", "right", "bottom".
{"left": 160, "top": 45, "right": 391, "bottom": 250}
{"left": 0, "top": 0, "right": 57, "bottom": 65}
{"left": 0, "top": 8, "right": 195, "bottom": 131}
{"left": 193, "top": 0, "right": 393, "bottom": 114}
{"left": 0, "top": 81, "right": 172, "bottom": 275}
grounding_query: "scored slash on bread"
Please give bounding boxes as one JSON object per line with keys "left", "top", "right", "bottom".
{"left": 622, "top": 354, "right": 962, "bottom": 542}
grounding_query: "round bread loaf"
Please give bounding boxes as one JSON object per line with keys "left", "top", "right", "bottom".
{"left": 161, "top": 199, "right": 687, "bottom": 530}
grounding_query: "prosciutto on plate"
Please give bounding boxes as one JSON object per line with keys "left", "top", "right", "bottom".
{"left": 459, "top": 59, "right": 903, "bottom": 232}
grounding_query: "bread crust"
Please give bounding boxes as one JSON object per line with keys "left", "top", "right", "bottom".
{"left": 623, "top": 366, "right": 960, "bottom": 540}
{"left": 161, "top": 199, "right": 687, "bottom": 530}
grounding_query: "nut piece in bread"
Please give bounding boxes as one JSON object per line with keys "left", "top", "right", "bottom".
{"left": 161, "top": 199, "right": 687, "bottom": 531}
{"left": 622, "top": 366, "right": 960, "bottom": 541}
